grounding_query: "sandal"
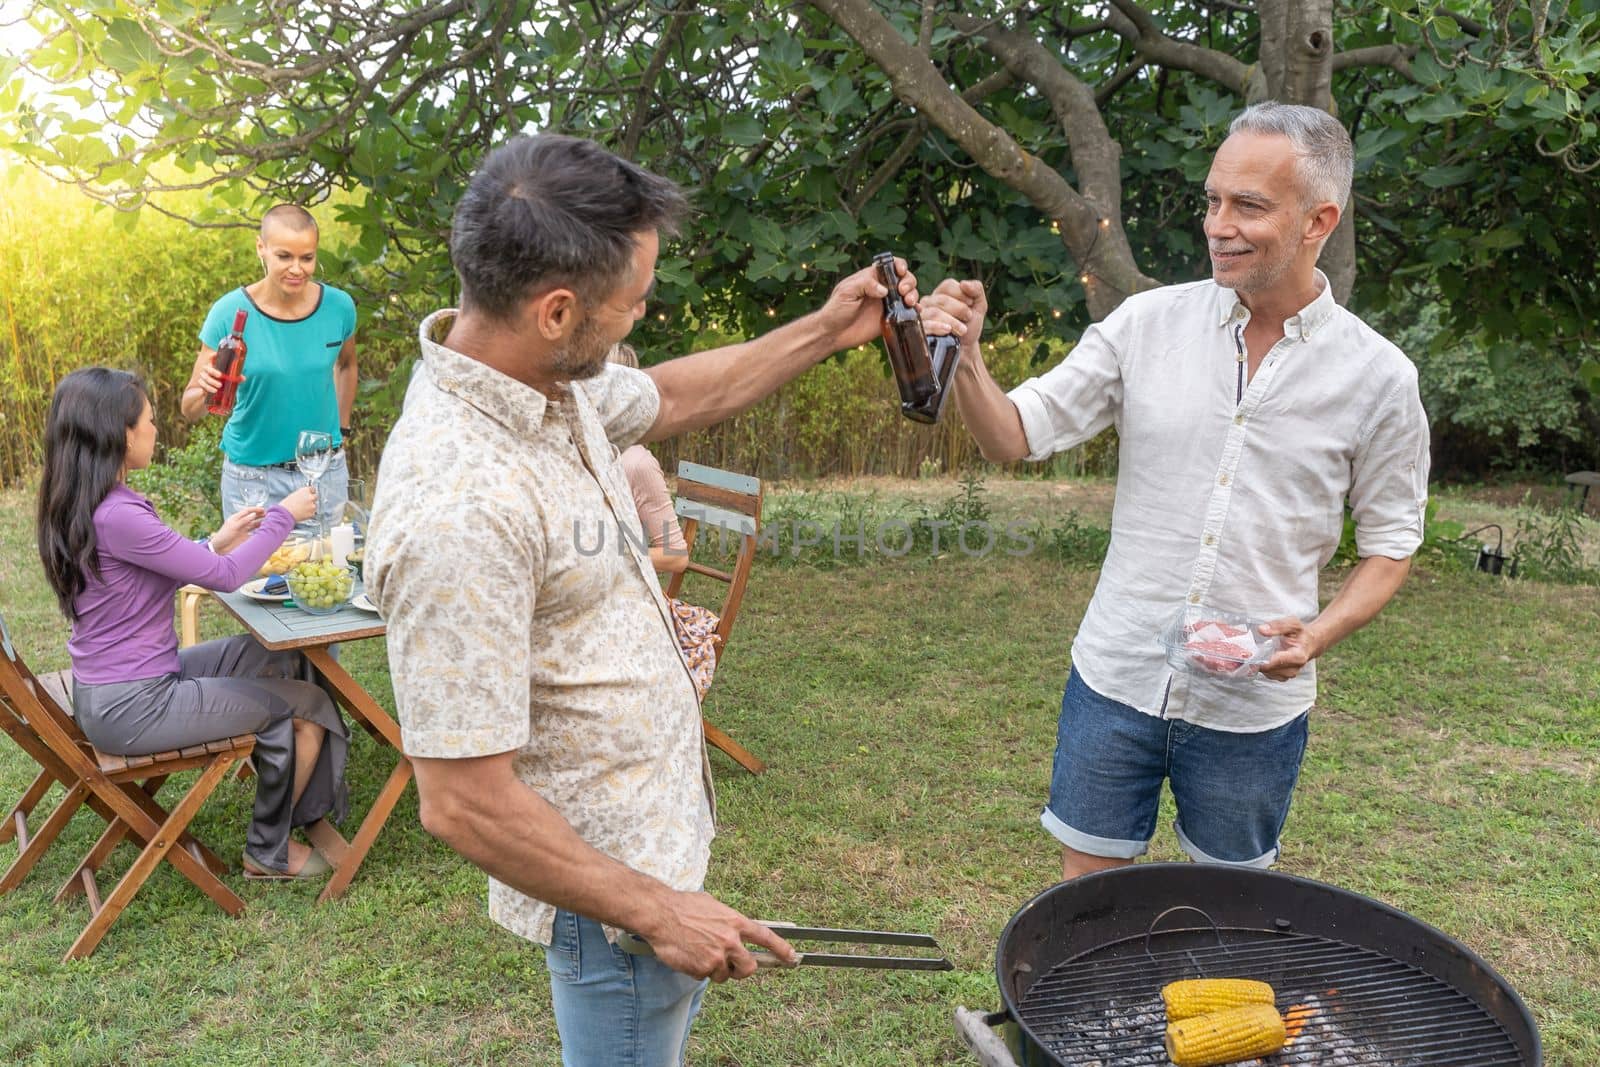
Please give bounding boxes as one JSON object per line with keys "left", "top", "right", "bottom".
{"left": 242, "top": 849, "right": 332, "bottom": 881}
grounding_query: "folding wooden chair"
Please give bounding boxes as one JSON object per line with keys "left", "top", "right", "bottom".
{"left": 664, "top": 461, "right": 767, "bottom": 774}
{"left": 0, "top": 610, "right": 255, "bottom": 960}
{"left": 0, "top": 662, "right": 103, "bottom": 895}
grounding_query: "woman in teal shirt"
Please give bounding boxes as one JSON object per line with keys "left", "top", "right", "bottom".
{"left": 182, "top": 204, "right": 358, "bottom": 530}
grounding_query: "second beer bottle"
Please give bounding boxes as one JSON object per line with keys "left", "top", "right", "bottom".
{"left": 874, "top": 252, "right": 962, "bottom": 424}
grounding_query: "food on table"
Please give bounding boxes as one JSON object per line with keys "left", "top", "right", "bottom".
{"left": 285, "top": 558, "right": 355, "bottom": 611}
{"left": 260, "top": 539, "right": 312, "bottom": 576}
{"left": 1163, "top": 1002, "right": 1287, "bottom": 1066}
{"left": 1161, "top": 978, "right": 1277, "bottom": 1021}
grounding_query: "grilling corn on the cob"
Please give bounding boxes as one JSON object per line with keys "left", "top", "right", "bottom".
{"left": 1163, "top": 1003, "right": 1287, "bottom": 1067}
{"left": 1161, "top": 978, "right": 1277, "bottom": 1021}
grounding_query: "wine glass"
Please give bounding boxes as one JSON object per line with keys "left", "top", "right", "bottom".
{"left": 295, "top": 430, "right": 334, "bottom": 537}
{"left": 235, "top": 467, "right": 268, "bottom": 510}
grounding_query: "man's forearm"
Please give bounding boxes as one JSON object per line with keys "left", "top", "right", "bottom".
{"left": 1308, "top": 554, "right": 1412, "bottom": 654}
{"left": 422, "top": 763, "right": 675, "bottom": 935}
{"left": 952, "top": 346, "right": 1030, "bottom": 463}
{"left": 642, "top": 311, "right": 834, "bottom": 441}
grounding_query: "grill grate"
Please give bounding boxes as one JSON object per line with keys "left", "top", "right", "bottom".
{"left": 1016, "top": 929, "right": 1524, "bottom": 1066}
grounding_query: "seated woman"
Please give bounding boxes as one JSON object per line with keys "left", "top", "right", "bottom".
{"left": 37, "top": 368, "right": 349, "bottom": 880}
{"left": 608, "top": 345, "right": 720, "bottom": 701}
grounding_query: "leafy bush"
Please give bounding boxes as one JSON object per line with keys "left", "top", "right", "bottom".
{"left": 1511, "top": 495, "right": 1600, "bottom": 584}
{"left": 1035, "top": 509, "right": 1113, "bottom": 568}
{"left": 127, "top": 420, "right": 225, "bottom": 540}
{"left": 1386, "top": 302, "right": 1599, "bottom": 478}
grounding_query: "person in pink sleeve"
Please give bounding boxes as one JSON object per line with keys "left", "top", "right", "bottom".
{"left": 608, "top": 344, "right": 720, "bottom": 700}
{"left": 36, "top": 368, "right": 349, "bottom": 879}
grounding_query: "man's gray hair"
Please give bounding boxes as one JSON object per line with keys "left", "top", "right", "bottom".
{"left": 1229, "top": 102, "right": 1354, "bottom": 211}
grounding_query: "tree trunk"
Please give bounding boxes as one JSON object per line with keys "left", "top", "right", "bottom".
{"left": 1257, "top": 0, "right": 1353, "bottom": 303}
{"left": 1322, "top": 209, "right": 1357, "bottom": 305}
{"left": 1258, "top": 0, "right": 1334, "bottom": 106}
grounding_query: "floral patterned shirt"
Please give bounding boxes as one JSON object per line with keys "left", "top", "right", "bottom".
{"left": 366, "top": 309, "right": 713, "bottom": 947}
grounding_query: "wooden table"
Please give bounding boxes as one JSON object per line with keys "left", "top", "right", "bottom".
{"left": 210, "top": 585, "right": 410, "bottom": 903}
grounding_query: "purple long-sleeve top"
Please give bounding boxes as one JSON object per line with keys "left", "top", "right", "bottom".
{"left": 67, "top": 483, "right": 297, "bottom": 685}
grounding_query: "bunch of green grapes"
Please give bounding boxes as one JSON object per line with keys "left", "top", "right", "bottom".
{"left": 287, "top": 558, "right": 354, "bottom": 610}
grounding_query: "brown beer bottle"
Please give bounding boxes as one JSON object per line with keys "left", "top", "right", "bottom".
{"left": 874, "top": 252, "right": 962, "bottom": 424}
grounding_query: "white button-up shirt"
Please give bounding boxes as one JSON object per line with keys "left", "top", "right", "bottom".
{"left": 1010, "top": 274, "right": 1430, "bottom": 731}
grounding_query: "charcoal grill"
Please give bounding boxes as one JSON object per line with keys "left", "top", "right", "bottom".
{"left": 956, "top": 864, "right": 1539, "bottom": 1066}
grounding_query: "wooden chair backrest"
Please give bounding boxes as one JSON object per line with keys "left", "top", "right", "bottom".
{"left": 0, "top": 611, "right": 94, "bottom": 780}
{"left": 662, "top": 462, "right": 763, "bottom": 661}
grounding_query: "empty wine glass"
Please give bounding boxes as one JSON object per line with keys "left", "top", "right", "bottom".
{"left": 235, "top": 467, "right": 268, "bottom": 510}
{"left": 295, "top": 430, "right": 334, "bottom": 537}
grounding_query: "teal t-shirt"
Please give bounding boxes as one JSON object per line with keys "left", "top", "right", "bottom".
{"left": 199, "top": 284, "right": 357, "bottom": 466}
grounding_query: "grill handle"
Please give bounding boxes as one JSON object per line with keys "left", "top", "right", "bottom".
{"left": 954, "top": 1006, "right": 1021, "bottom": 1067}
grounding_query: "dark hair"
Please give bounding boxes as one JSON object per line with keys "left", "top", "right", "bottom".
{"left": 36, "top": 368, "right": 149, "bottom": 619}
{"left": 450, "top": 134, "right": 688, "bottom": 320}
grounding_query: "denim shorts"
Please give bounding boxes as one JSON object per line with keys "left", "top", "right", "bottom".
{"left": 1041, "top": 666, "right": 1309, "bottom": 866}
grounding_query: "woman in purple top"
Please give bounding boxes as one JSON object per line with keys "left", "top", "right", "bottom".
{"left": 37, "top": 368, "right": 349, "bottom": 880}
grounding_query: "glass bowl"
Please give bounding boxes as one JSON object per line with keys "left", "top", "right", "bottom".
{"left": 284, "top": 560, "right": 357, "bottom": 615}
{"left": 1159, "top": 606, "right": 1283, "bottom": 681}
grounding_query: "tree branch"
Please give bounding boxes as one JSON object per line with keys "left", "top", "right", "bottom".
{"left": 949, "top": 14, "right": 1121, "bottom": 208}
{"left": 621, "top": 6, "right": 693, "bottom": 159}
{"left": 850, "top": 119, "right": 927, "bottom": 214}
{"left": 846, "top": 67, "right": 1016, "bottom": 215}
{"left": 1095, "top": 58, "right": 1147, "bottom": 107}
{"left": 1332, "top": 43, "right": 1416, "bottom": 78}
{"left": 1436, "top": 5, "right": 1485, "bottom": 37}
{"left": 809, "top": 0, "right": 1159, "bottom": 313}
{"left": 1103, "top": 0, "right": 1265, "bottom": 99}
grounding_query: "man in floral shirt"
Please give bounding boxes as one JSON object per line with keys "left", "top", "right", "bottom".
{"left": 367, "top": 134, "right": 922, "bottom": 1066}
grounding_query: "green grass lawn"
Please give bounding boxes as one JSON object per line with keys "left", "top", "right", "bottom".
{"left": 1, "top": 479, "right": 1597, "bottom": 1065}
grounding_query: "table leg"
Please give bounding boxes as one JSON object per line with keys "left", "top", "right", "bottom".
{"left": 299, "top": 645, "right": 411, "bottom": 901}
{"left": 304, "top": 818, "right": 352, "bottom": 868}
{"left": 317, "top": 756, "right": 413, "bottom": 903}
{"left": 303, "top": 647, "right": 403, "bottom": 750}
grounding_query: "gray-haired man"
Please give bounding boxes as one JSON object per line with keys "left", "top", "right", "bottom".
{"left": 924, "top": 103, "right": 1431, "bottom": 881}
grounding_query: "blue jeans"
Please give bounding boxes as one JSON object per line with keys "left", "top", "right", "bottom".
{"left": 221, "top": 450, "right": 348, "bottom": 538}
{"left": 1042, "top": 666, "right": 1309, "bottom": 866}
{"left": 543, "top": 910, "right": 709, "bottom": 1067}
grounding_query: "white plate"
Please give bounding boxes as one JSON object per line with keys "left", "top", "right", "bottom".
{"left": 240, "top": 578, "right": 291, "bottom": 603}
{"left": 350, "top": 592, "right": 380, "bottom": 614}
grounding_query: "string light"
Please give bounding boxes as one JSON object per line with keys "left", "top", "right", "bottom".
{"left": 656, "top": 312, "right": 667, "bottom": 322}
{"left": 1098, "top": 218, "right": 1110, "bottom": 230}
{"left": 1052, "top": 308, "right": 1063, "bottom": 319}
{"left": 766, "top": 307, "right": 777, "bottom": 317}
{"left": 1079, "top": 274, "right": 1092, "bottom": 285}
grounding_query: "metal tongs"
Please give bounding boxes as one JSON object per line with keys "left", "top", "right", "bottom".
{"left": 619, "top": 922, "right": 953, "bottom": 971}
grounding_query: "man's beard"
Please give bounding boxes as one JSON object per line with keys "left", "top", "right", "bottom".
{"left": 550, "top": 313, "right": 612, "bottom": 381}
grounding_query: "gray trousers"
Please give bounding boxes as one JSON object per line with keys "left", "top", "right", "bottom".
{"left": 73, "top": 636, "right": 349, "bottom": 872}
